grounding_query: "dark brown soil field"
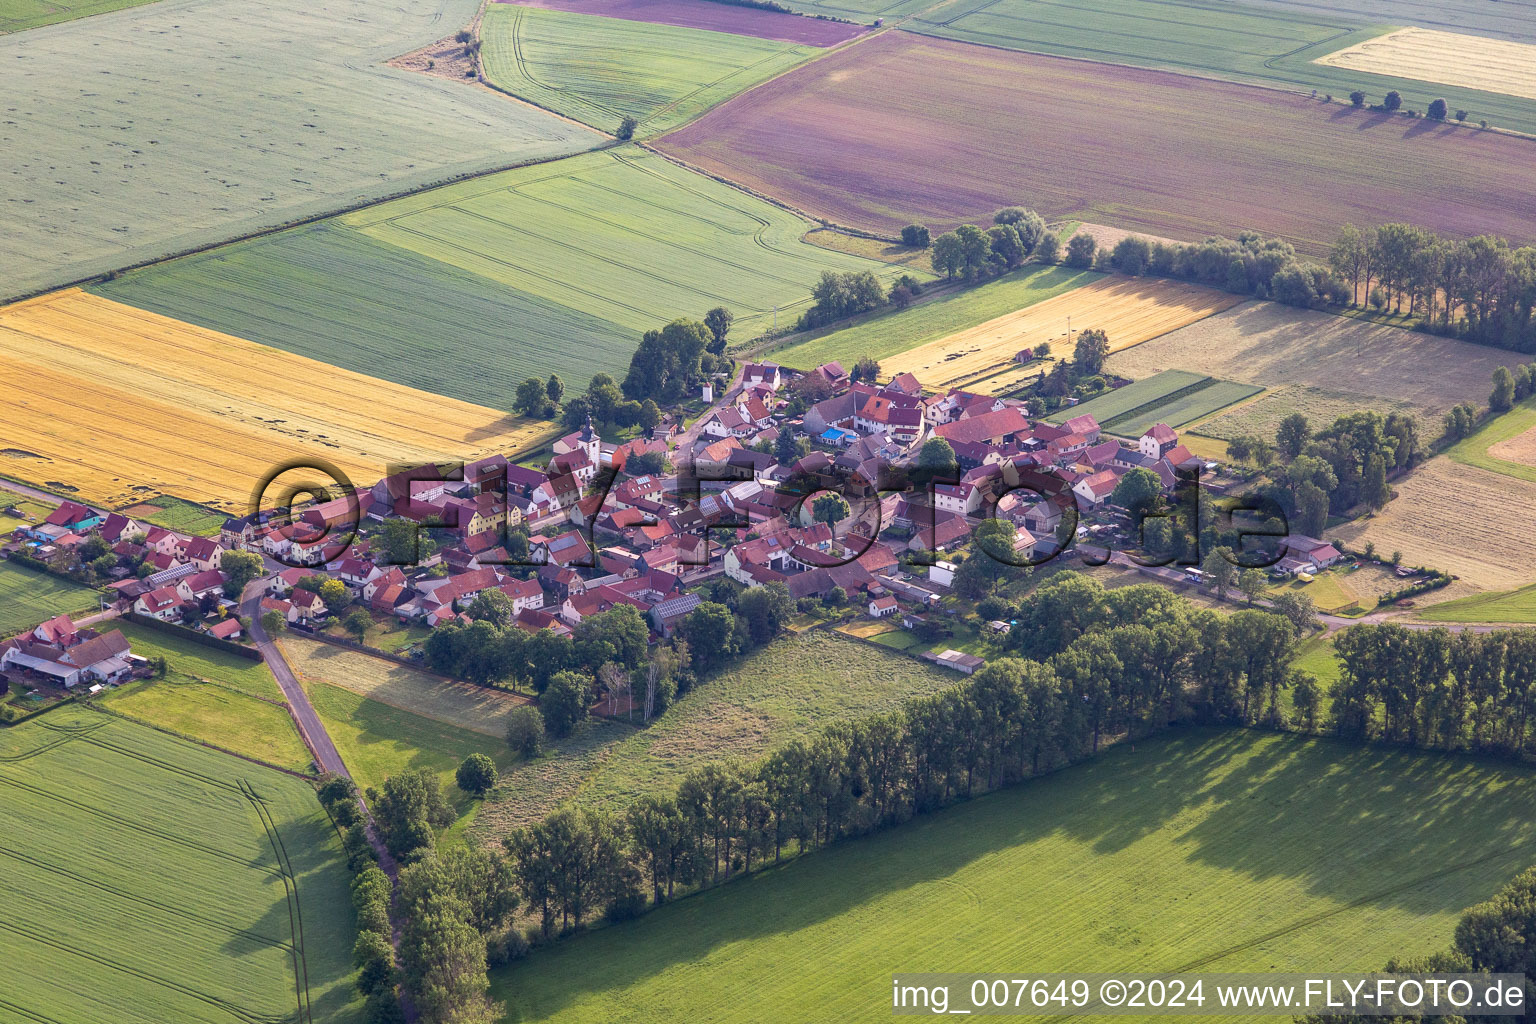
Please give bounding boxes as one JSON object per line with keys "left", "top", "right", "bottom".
{"left": 495, "top": 0, "right": 867, "bottom": 45}
{"left": 658, "top": 32, "right": 1536, "bottom": 254}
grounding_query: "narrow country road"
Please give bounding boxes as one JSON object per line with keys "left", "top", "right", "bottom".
{"left": 240, "top": 579, "right": 349, "bottom": 776}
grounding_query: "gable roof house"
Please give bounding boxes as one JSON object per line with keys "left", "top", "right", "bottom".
{"left": 0, "top": 629, "right": 133, "bottom": 687}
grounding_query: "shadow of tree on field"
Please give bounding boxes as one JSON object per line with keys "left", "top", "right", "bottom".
{"left": 490, "top": 726, "right": 1536, "bottom": 1019}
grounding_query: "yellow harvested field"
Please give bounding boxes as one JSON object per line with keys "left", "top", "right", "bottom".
{"left": 1330, "top": 457, "right": 1536, "bottom": 594}
{"left": 1489, "top": 425, "right": 1536, "bottom": 466}
{"left": 280, "top": 637, "right": 531, "bottom": 738}
{"left": 883, "top": 277, "right": 1242, "bottom": 392}
{"left": 1316, "top": 28, "right": 1536, "bottom": 103}
{"left": 0, "top": 290, "right": 558, "bottom": 510}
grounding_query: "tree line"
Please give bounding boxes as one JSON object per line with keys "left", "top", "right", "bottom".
{"left": 1330, "top": 223, "right": 1536, "bottom": 352}
{"left": 1329, "top": 624, "right": 1536, "bottom": 756}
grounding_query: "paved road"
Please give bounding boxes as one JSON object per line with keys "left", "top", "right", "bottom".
{"left": 239, "top": 579, "right": 349, "bottom": 776}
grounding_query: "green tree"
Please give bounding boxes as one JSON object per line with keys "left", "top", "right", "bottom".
{"left": 515, "top": 377, "right": 547, "bottom": 418}
{"left": 505, "top": 705, "right": 545, "bottom": 758}
{"left": 343, "top": 607, "right": 372, "bottom": 642}
{"left": 703, "top": 307, "right": 734, "bottom": 354}
{"left": 955, "top": 224, "right": 992, "bottom": 279}
{"left": 1383, "top": 90, "right": 1402, "bottom": 111}
{"left": 930, "top": 230, "right": 963, "bottom": 279}
{"left": 736, "top": 582, "right": 794, "bottom": 646}
{"left": 682, "top": 601, "right": 737, "bottom": 672}
{"left": 1491, "top": 365, "right": 1516, "bottom": 412}
{"left": 811, "top": 493, "right": 850, "bottom": 527}
{"left": 540, "top": 670, "right": 589, "bottom": 737}
{"left": 1034, "top": 231, "right": 1061, "bottom": 264}
{"left": 1110, "top": 235, "right": 1152, "bottom": 276}
{"left": 1201, "top": 546, "right": 1238, "bottom": 599}
{"left": 853, "top": 355, "right": 880, "bottom": 383}
{"left": 1275, "top": 412, "right": 1311, "bottom": 460}
{"left": 1064, "top": 233, "right": 1097, "bottom": 268}
{"left": 1110, "top": 467, "right": 1161, "bottom": 516}
{"left": 455, "top": 753, "right": 497, "bottom": 797}
{"left": 372, "top": 769, "right": 456, "bottom": 862}
{"left": 1427, "top": 97, "right": 1448, "bottom": 120}
{"left": 1237, "top": 569, "right": 1268, "bottom": 605}
{"left": 616, "top": 115, "right": 637, "bottom": 140}
{"left": 573, "top": 604, "right": 649, "bottom": 671}
{"left": 466, "top": 588, "right": 514, "bottom": 628}
{"left": 379, "top": 515, "right": 436, "bottom": 566}
{"left": 1349, "top": 90, "right": 1365, "bottom": 107}
{"left": 545, "top": 374, "right": 565, "bottom": 406}
{"left": 900, "top": 224, "right": 930, "bottom": 248}
{"left": 1295, "top": 481, "right": 1330, "bottom": 538}
{"left": 1364, "top": 453, "right": 1391, "bottom": 511}
{"left": 260, "top": 609, "right": 287, "bottom": 635}
{"left": 220, "top": 549, "right": 265, "bottom": 597}
{"left": 1074, "top": 327, "right": 1111, "bottom": 375}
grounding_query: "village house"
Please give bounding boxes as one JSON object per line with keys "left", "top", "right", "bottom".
{"left": 0, "top": 627, "right": 134, "bottom": 688}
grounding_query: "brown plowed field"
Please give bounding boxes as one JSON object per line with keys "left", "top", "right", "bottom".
{"left": 658, "top": 32, "right": 1536, "bottom": 254}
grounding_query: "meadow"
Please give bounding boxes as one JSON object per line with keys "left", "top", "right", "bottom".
{"left": 1418, "top": 584, "right": 1536, "bottom": 624}
{"left": 298, "top": 670, "right": 516, "bottom": 808}
{"left": 128, "top": 495, "right": 227, "bottom": 537}
{"left": 481, "top": 4, "right": 817, "bottom": 137}
{"left": 92, "top": 223, "right": 634, "bottom": 409}
{"left": 0, "top": 0, "right": 156, "bottom": 32}
{"left": 472, "top": 631, "right": 956, "bottom": 840}
{"left": 880, "top": 277, "right": 1241, "bottom": 392}
{"left": 768, "top": 264, "right": 1094, "bottom": 371}
{"left": 1109, "top": 380, "right": 1264, "bottom": 438}
{"left": 1197, "top": 385, "right": 1417, "bottom": 444}
{"left": 1331, "top": 456, "right": 1536, "bottom": 596}
{"left": 495, "top": 728, "right": 1536, "bottom": 1023}
{"left": 657, "top": 33, "right": 1536, "bottom": 254}
{"left": 1107, "top": 303, "right": 1527, "bottom": 445}
{"left": 0, "top": 559, "right": 99, "bottom": 636}
{"left": 0, "top": 289, "right": 559, "bottom": 509}
{"left": 1445, "top": 398, "right": 1536, "bottom": 484}
{"left": 340, "top": 147, "right": 910, "bottom": 336}
{"left": 1046, "top": 370, "right": 1209, "bottom": 426}
{"left": 112, "top": 619, "right": 280, "bottom": 699}
{"left": 280, "top": 637, "right": 532, "bottom": 739}
{"left": 0, "top": 708, "right": 361, "bottom": 1023}
{"left": 0, "top": 0, "right": 598, "bottom": 300}
{"left": 908, "top": 0, "right": 1536, "bottom": 134}
{"left": 103, "top": 677, "right": 313, "bottom": 771}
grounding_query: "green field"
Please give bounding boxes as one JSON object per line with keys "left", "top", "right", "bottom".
{"left": 341, "top": 147, "right": 909, "bottom": 336}
{"left": 769, "top": 264, "right": 1093, "bottom": 370}
{"left": 0, "top": 708, "right": 361, "bottom": 1023}
{"left": 302, "top": 676, "right": 515, "bottom": 814}
{"left": 92, "top": 223, "right": 633, "bottom": 409}
{"left": 0, "top": 0, "right": 598, "bottom": 300}
{"left": 131, "top": 496, "right": 227, "bottom": 537}
{"left": 0, "top": 559, "right": 99, "bottom": 636}
{"left": 113, "top": 619, "right": 282, "bottom": 700}
{"left": 1417, "top": 584, "right": 1536, "bottom": 624}
{"left": 103, "top": 677, "right": 312, "bottom": 771}
{"left": 1046, "top": 370, "right": 1209, "bottom": 426}
{"left": 95, "top": 147, "right": 905, "bottom": 395}
{"left": 1110, "top": 380, "right": 1265, "bottom": 438}
{"left": 777, "top": 0, "right": 934, "bottom": 20}
{"left": 907, "top": 0, "right": 1536, "bottom": 135}
{"left": 481, "top": 4, "right": 816, "bottom": 136}
{"left": 0, "top": 0, "right": 156, "bottom": 33}
{"left": 472, "top": 631, "right": 956, "bottom": 840}
{"left": 1445, "top": 398, "right": 1536, "bottom": 484}
{"left": 495, "top": 728, "right": 1536, "bottom": 1022}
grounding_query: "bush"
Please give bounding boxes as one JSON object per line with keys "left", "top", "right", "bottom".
{"left": 341, "top": 825, "right": 378, "bottom": 874}
{"left": 1034, "top": 232, "right": 1060, "bottom": 264}
{"left": 900, "top": 224, "right": 930, "bottom": 248}
{"left": 606, "top": 890, "right": 648, "bottom": 923}
{"left": 540, "top": 670, "right": 589, "bottom": 737}
{"left": 363, "top": 991, "right": 406, "bottom": 1024}
{"left": 1349, "top": 90, "right": 1365, "bottom": 108}
{"left": 616, "top": 115, "right": 638, "bottom": 140}
{"left": 353, "top": 930, "right": 396, "bottom": 995}
{"left": 1383, "top": 90, "right": 1402, "bottom": 111}
{"left": 455, "top": 752, "right": 498, "bottom": 796}
{"left": 1455, "top": 109, "right": 1468, "bottom": 121}
{"left": 1427, "top": 98, "right": 1448, "bottom": 120}
{"left": 1064, "top": 233, "right": 1097, "bottom": 268}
